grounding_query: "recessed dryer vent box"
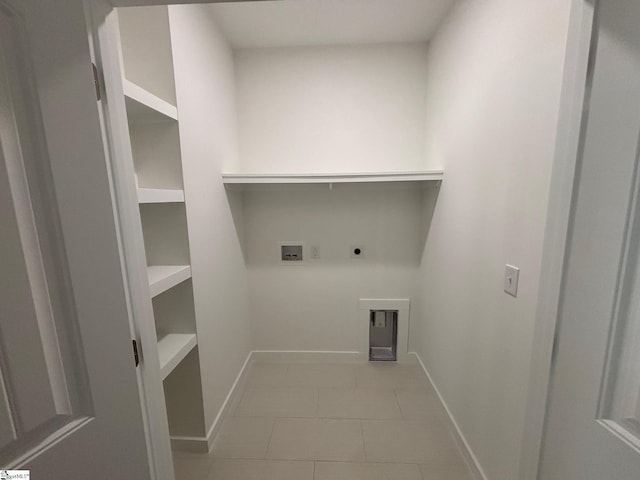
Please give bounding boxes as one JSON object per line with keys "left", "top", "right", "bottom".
{"left": 280, "top": 243, "right": 304, "bottom": 264}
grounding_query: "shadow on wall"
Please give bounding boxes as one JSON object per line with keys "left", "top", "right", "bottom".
{"left": 223, "top": 181, "right": 441, "bottom": 267}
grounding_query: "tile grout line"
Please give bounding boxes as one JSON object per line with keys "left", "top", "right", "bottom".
{"left": 393, "top": 387, "right": 406, "bottom": 420}
{"left": 359, "top": 419, "right": 368, "bottom": 463}
{"left": 263, "top": 417, "right": 277, "bottom": 460}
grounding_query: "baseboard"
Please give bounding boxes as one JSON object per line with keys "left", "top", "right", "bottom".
{"left": 169, "top": 435, "right": 209, "bottom": 453}
{"left": 410, "top": 352, "right": 489, "bottom": 480}
{"left": 251, "top": 350, "right": 363, "bottom": 363}
{"left": 171, "top": 350, "right": 254, "bottom": 453}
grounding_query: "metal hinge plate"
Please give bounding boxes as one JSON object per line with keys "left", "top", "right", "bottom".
{"left": 132, "top": 339, "right": 140, "bottom": 367}
{"left": 92, "top": 63, "right": 101, "bottom": 101}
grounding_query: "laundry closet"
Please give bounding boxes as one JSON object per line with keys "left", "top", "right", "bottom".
{"left": 93, "top": 1, "right": 572, "bottom": 479}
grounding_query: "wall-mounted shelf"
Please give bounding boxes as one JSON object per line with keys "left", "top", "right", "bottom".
{"left": 222, "top": 170, "right": 443, "bottom": 188}
{"left": 158, "top": 333, "right": 197, "bottom": 380}
{"left": 123, "top": 79, "right": 178, "bottom": 122}
{"left": 137, "top": 188, "right": 185, "bottom": 204}
{"left": 147, "top": 265, "right": 191, "bottom": 297}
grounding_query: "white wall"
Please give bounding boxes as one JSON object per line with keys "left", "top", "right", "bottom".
{"left": 118, "top": 6, "right": 176, "bottom": 105}
{"left": 412, "top": 1, "right": 572, "bottom": 479}
{"left": 168, "top": 5, "right": 251, "bottom": 435}
{"left": 243, "top": 184, "right": 433, "bottom": 351}
{"left": 235, "top": 43, "right": 431, "bottom": 173}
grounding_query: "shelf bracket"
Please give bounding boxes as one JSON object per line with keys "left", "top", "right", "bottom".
{"left": 328, "top": 182, "right": 333, "bottom": 191}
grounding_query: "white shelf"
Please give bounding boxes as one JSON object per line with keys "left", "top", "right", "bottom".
{"left": 158, "top": 333, "right": 197, "bottom": 380}
{"left": 123, "top": 79, "right": 178, "bottom": 122}
{"left": 137, "top": 188, "right": 185, "bottom": 204}
{"left": 147, "top": 265, "right": 191, "bottom": 297}
{"left": 222, "top": 170, "right": 444, "bottom": 186}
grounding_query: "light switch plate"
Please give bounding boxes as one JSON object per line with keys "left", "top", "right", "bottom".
{"left": 504, "top": 264, "right": 520, "bottom": 297}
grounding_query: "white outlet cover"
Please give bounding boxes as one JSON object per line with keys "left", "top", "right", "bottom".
{"left": 504, "top": 264, "right": 520, "bottom": 297}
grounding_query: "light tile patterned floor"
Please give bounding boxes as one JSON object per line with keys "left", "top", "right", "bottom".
{"left": 172, "top": 362, "right": 473, "bottom": 480}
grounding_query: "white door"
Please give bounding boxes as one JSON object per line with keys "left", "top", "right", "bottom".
{"left": 539, "top": 0, "right": 640, "bottom": 478}
{"left": 0, "top": 1, "right": 151, "bottom": 478}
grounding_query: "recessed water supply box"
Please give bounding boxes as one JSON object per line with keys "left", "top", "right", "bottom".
{"left": 369, "top": 310, "right": 398, "bottom": 361}
{"left": 280, "top": 243, "right": 304, "bottom": 263}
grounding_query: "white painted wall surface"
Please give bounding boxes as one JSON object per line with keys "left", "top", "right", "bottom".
{"left": 118, "top": 6, "right": 176, "bottom": 105}
{"left": 244, "top": 185, "right": 434, "bottom": 351}
{"left": 235, "top": 44, "right": 432, "bottom": 174}
{"left": 168, "top": 5, "right": 251, "bottom": 435}
{"left": 412, "top": 1, "right": 572, "bottom": 479}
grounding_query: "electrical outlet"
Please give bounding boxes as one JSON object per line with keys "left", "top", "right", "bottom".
{"left": 504, "top": 264, "right": 520, "bottom": 297}
{"left": 310, "top": 246, "right": 320, "bottom": 259}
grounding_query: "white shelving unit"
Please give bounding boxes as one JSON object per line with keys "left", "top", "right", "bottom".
{"left": 158, "top": 333, "right": 198, "bottom": 380}
{"left": 147, "top": 265, "right": 192, "bottom": 297}
{"left": 137, "top": 188, "right": 185, "bottom": 204}
{"left": 222, "top": 170, "right": 444, "bottom": 188}
{"left": 116, "top": 6, "right": 204, "bottom": 465}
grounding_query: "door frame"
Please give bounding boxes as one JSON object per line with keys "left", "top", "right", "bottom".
{"left": 518, "top": 1, "right": 597, "bottom": 479}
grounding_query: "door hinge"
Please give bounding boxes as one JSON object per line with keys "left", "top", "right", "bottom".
{"left": 132, "top": 339, "right": 140, "bottom": 367}
{"left": 92, "top": 63, "right": 101, "bottom": 101}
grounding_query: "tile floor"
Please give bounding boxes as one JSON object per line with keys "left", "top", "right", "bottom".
{"left": 172, "top": 361, "right": 473, "bottom": 480}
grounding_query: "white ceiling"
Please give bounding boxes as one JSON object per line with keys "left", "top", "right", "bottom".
{"left": 207, "top": 0, "right": 457, "bottom": 49}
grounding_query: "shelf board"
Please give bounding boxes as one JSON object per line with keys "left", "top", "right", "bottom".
{"left": 123, "top": 79, "right": 178, "bottom": 122}
{"left": 222, "top": 170, "right": 444, "bottom": 187}
{"left": 158, "top": 333, "right": 197, "bottom": 380}
{"left": 137, "top": 188, "right": 185, "bottom": 204}
{"left": 147, "top": 265, "right": 191, "bottom": 297}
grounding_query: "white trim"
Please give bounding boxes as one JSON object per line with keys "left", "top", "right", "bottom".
{"left": 519, "top": 1, "right": 596, "bottom": 479}
{"left": 359, "top": 299, "right": 410, "bottom": 363}
{"left": 171, "top": 350, "right": 253, "bottom": 452}
{"left": 410, "top": 352, "right": 488, "bottom": 480}
{"left": 204, "top": 350, "right": 253, "bottom": 449}
{"left": 167, "top": 435, "right": 208, "bottom": 453}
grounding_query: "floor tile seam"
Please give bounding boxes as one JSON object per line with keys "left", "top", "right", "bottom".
{"left": 229, "top": 413, "right": 445, "bottom": 426}
{"left": 315, "top": 415, "right": 404, "bottom": 420}
{"left": 312, "top": 459, "right": 423, "bottom": 466}
{"left": 232, "top": 412, "right": 318, "bottom": 419}
{"left": 201, "top": 455, "right": 215, "bottom": 479}
{"left": 232, "top": 412, "right": 410, "bottom": 421}
{"left": 262, "top": 416, "right": 277, "bottom": 460}
{"left": 393, "top": 387, "right": 409, "bottom": 420}
{"left": 359, "top": 419, "right": 368, "bottom": 463}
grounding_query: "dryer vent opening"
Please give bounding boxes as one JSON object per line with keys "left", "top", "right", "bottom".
{"left": 369, "top": 310, "right": 398, "bottom": 361}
